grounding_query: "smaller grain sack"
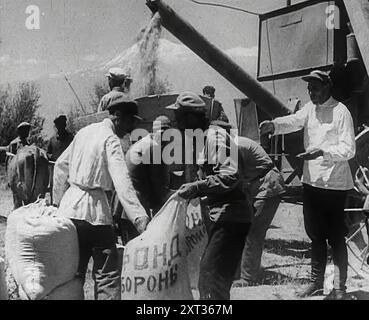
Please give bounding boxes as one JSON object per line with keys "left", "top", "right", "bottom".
{"left": 5, "top": 200, "right": 79, "bottom": 300}
{"left": 121, "top": 194, "right": 193, "bottom": 300}
{"left": 18, "top": 277, "right": 84, "bottom": 300}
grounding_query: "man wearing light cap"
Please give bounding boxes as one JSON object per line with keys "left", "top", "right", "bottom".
{"left": 260, "top": 69, "right": 356, "bottom": 300}
{"left": 53, "top": 92, "right": 149, "bottom": 300}
{"left": 167, "top": 92, "right": 253, "bottom": 300}
{"left": 8, "top": 122, "right": 31, "bottom": 155}
{"left": 97, "top": 67, "right": 133, "bottom": 112}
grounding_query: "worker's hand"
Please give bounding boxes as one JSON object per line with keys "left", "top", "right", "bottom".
{"left": 259, "top": 121, "right": 275, "bottom": 136}
{"left": 296, "top": 149, "right": 323, "bottom": 160}
{"left": 186, "top": 198, "right": 202, "bottom": 229}
{"left": 134, "top": 216, "right": 150, "bottom": 234}
{"left": 177, "top": 182, "right": 199, "bottom": 200}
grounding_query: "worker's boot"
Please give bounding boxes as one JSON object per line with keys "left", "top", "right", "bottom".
{"left": 297, "top": 239, "right": 327, "bottom": 298}
{"left": 324, "top": 288, "right": 346, "bottom": 300}
{"left": 325, "top": 237, "right": 348, "bottom": 300}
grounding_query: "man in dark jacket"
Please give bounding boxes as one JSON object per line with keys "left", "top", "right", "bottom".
{"left": 125, "top": 115, "right": 173, "bottom": 217}
{"left": 47, "top": 115, "right": 74, "bottom": 162}
{"left": 214, "top": 120, "right": 285, "bottom": 286}
{"left": 168, "top": 91, "right": 252, "bottom": 300}
{"left": 113, "top": 116, "right": 174, "bottom": 244}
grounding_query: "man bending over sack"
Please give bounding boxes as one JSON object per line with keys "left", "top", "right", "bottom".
{"left": 112, "top": 115, "right": 174, "bottom": 244}
{"left": 53, "top": 93, "right": 149, "bottom": 300}
{"left": 211, "top": 118, "right": 286, "bottom": 287}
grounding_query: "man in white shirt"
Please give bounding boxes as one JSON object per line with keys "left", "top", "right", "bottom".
{"left": 53, "top": 93, "right": 149, "bottom": 300}
{"left": 260, "top": 70, "right": 356, "bottom": 300}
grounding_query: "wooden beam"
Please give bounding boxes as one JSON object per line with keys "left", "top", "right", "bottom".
{"left": 344, "top": 0, "right": 369, "bottom": 74}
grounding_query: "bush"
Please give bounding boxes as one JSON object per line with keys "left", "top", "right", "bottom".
{"left": 0, "top": 82, "right": 45, "bottom": 149}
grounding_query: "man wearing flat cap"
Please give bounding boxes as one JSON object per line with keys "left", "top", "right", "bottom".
{"left": 167, "top": 92, "right": 253, "bottom": 300}
{"left": 47, "top": 115, "right": 74, "bottom": 162}
{"left": 53, "top": 92, "right": 149, "bottom": 300}
{"left": 260, "top": 69, "right": 356, "bottom": 300}
{"left": 8, "top": 122, "right": 31, "bottom": 156}
{"left": 97, "top": 67, "right": 133, "bottom": 112}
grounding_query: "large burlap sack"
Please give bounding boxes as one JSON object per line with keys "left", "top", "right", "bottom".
{"left": 121, "top": 195, "right": 193, "bottom": 300}
{"left": 5, "top": 200, "right": 79, "bottom": 300}
{"left": 18, "top": 277, "right": 84, "bottom": 300}
{"left": 0, "top": 257, "right": 8, "bottom": 300}
{"left": 185, "top": 198, "right": 208, "bottom": 289}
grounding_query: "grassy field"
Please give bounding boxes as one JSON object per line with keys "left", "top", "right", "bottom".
{"left": 1, "top": 163, "right": 369, "bottom": 300}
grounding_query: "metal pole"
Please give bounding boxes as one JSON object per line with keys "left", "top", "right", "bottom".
{"left": 63, "top": 75, "right": 87, "bottom": 114}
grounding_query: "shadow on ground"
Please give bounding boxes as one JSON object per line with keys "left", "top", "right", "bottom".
{"left": 258, "top": 268, "right": 310, "bottom": 286}
{"left": 264, "top": 238, "right": 311, "bottom": 259}
{"left": 346, "top": 290, "right": 369, "bottom": 300}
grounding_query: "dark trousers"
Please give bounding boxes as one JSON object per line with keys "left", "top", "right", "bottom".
{"left": 240, "top": 196, "right": 281, "bottom": 281}
{"left": 198, "top": 220, "right": 251, "bottom": 300}
{"left": 72, "top": 219, "right": 121, "bottom": 300}
{"left": 303, "top": 184, "right": 348, "bottom": 290}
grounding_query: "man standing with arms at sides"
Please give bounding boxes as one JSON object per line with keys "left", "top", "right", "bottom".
{"left": 202, "top": 85, "right": 228, "bottom": 122}
{"left": 98, "top": 67, "right": 133, "bottom": 112}
{"left": 6, "top": 122, "right": 32, "bottom": 174}
{"left": 53, "top": 93, "right": 149, "bottom": 300}
{"left": 47, "top": 115, "right": 74, "bottom": 162}
{"left": 260, "top": 70, "right": 356, "bottom": 300}
{"left": 47, "top": 115, "right": 74, "bottom": 203}
{"left": 168, "top": 92, "right": 252, "bottom": 300}
{"left": 8, "top": 122, "right": 31, "bottom": 155}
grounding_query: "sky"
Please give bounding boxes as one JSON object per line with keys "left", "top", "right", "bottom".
{"left": 0, "top": 0, "right": 305, "bottom": 83}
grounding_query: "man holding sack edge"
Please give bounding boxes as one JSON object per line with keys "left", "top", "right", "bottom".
{"left": 53, "top": 93, "right": 149, "bottom": 300}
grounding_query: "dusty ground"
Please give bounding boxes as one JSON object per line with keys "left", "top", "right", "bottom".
{"left": 1, "top": 164, "right": 369, "bottom": 300}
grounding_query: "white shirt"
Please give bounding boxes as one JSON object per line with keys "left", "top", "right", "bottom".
{"left": 53, "top": 118, "right": 148, "bottom": 225}
{"left": 273, "top": 97, "right": 356, "bottom": 190}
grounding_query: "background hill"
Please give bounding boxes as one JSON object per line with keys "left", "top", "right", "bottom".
{"left": 37, "top": 38, "right": 258, "bottom": 137}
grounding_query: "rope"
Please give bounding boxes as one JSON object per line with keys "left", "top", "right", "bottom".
{"left": 186, "top": 0, "right": 261, "bottom": 16}
{"left": 30, "top": 147, "right": 39, "bottom": 201}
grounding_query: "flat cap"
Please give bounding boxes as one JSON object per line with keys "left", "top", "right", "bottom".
{"left": 106, "top": 67, "right": 131, "bottom": 82}
{"left": 166, "top": 92, "right": 206, "bottom": 113}
{"left": 153, "top": 115, "right": 171, "bottom": 133}
{"left": 17, "top": 122, "right": 31, "bottom": 129}
{"left": 107, "top": 93, "right": 143, "bottom": 121}
{"left": 302, "top": 70, "right": 332, "bottom": 85}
